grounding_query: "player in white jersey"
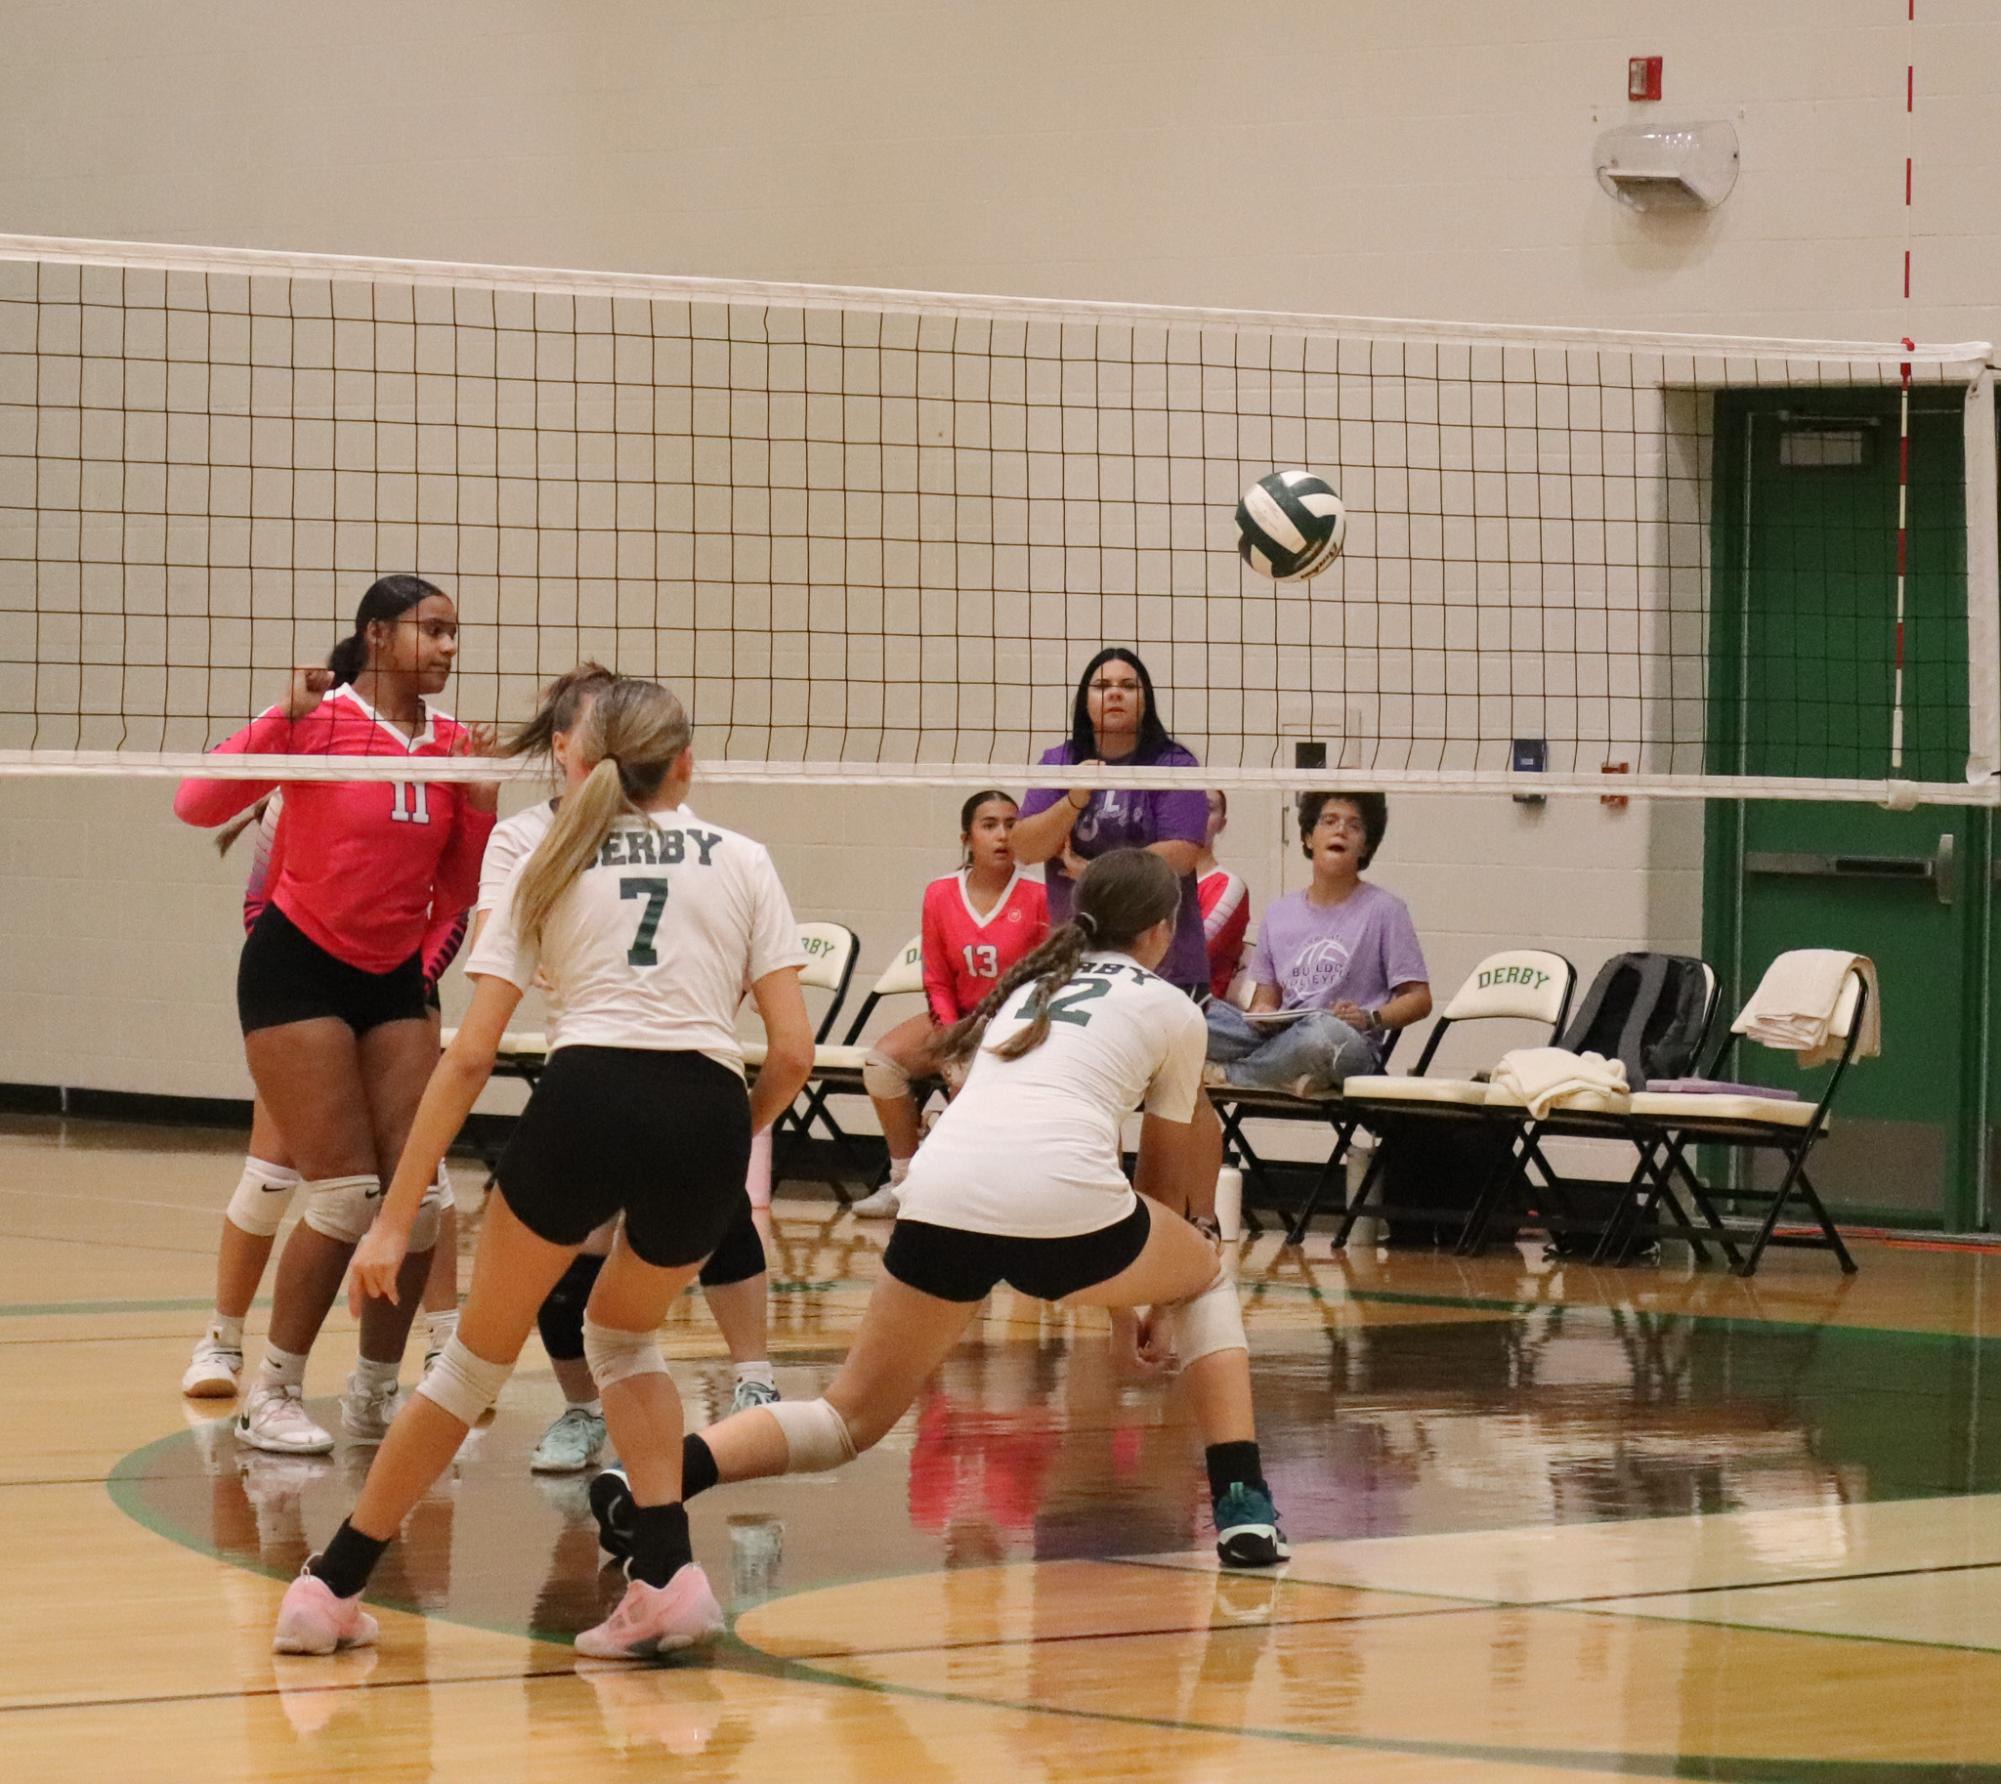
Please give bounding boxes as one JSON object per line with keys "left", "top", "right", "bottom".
{"left": 594, "top": 847, "right": 1288, "bottom": 1570}
{"left": 270, "top": 677, "right": 816, "bottom": 1660}
{"left": 480, "top": 664, "right": 783, "bottom": 1478}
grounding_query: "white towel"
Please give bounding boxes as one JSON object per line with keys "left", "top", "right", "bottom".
{"left": 1731, "top": 950, "right": 1880, "bottom": 1067}
{"left": 1490, "top": 1047, "right": 1629, "bottom": 1119}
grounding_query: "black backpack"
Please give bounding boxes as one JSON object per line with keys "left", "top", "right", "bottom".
{"left": 1558, "top": 952, "right": 1711, "bottom": 1090}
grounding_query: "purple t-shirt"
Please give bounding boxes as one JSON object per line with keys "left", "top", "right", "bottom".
{"left": 1249, "top": 882, "right": 1429, "bottom": 1055}
{"left": 1021, "top": 739, "right": 1210, "bottom": 990}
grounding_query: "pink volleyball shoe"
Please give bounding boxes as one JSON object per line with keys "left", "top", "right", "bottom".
{"left": 574, "top": 1564, "right": 726, "bottom": 1660}
{"left": 273, "top": 1568, "right": 380, "bottom": 1655}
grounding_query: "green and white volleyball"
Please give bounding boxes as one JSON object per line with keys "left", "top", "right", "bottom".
{"left": 1235, "top": 469, "right": 1347, "bottom": 580}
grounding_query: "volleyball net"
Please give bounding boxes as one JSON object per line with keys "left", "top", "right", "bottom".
{"left": 0, "top": 234, "right": 1994, "bottom": 801}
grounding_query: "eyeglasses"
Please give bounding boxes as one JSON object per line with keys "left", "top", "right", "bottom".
{"left": 1316, "top": 814, "right": 1367, "bottom": 834}
{"left": 1089, "top": 678, "right": 1142, "bottom": 695}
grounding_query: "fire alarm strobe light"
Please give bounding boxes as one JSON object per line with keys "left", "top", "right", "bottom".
{"left": 1629, "top": 55, "right": 1662, "bottom": 101}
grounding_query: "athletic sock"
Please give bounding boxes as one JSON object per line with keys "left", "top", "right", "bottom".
{"left": 570, "top": 1397, "right": 604, "bottom": 1417}
{"left": 628, "top": 1501, "right": 693, "bottom": 1588}
{"left": 1204, "top": 1440, "right": 1267, "bottom": 1502}
{"left": 308, "top": 1519, "right": 389, "bottom": 1599}
{"left": 888, "top": 1156, "right": 911, "bottom": 1186}
{"left": 209, "top": 1312, "right": 245, "bottom": 1350}
{"left": 732, "top": 1360, "right": 776, "bottom": 1391}
{"left": 681, "top": 1433, "right": 720, "bottom": 1501}
{"left": 353, "top": 1355, "right": 399, "bottom": 1393}
{"left": 258, "top": 1344, "right": 308, "bottom": 1393}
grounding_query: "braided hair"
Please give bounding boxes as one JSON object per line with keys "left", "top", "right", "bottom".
{"left": 932, "top": 848, "right": 1181, "bottom": 1069}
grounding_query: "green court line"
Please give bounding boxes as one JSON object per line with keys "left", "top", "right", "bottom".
{"left": 13, "top": 1273, "right": 2001, "bottom": 1354}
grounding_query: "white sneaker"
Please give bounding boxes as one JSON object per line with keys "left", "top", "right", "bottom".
{"left": 340, "top": 1372, "right": 399, "bottom": 1443}
{"left": 728, "top": 1376, "right": 780, "bottom": 1415}
{"left": 849, "top": 1184, "right": 901, "bottom": 1219}
{"left": 530, "top": 1404, "right": 608, "bottom": 1474}
{"left": 237, "top": 1383, "right": 335, "bottom": 1455}
{"left": 183, "top": 1328, "right": 243, "bottom": 1398}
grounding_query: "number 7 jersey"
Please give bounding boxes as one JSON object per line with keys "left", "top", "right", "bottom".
{"left": 898, "top": 953, "right": 1208, "bottom": 1238}
{"left": 467, "top": 814, "right": 804, "bottom": 1075}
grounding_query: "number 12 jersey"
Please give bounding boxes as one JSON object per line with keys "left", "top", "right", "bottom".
{"left": 898, "top": 953, "right": 1207, "bottom": 1238}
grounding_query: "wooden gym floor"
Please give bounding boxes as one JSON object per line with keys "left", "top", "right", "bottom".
{"left": 5, "top": 1113, "right": 2001, "bottom": 1781}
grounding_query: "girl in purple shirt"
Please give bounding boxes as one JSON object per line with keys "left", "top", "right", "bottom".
{"left": 1013, "top": 648, "right": 1212, "bottom": 995}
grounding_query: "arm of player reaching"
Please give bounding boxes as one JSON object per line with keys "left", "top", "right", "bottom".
{"left": 175, "top": 667, "right": 342, "bottom": 826}
{"left": 349, "top": 969, "right": 522, "bottom": 1308}
{"left": 747, "top": 966, "right": 815, "bottom": 1134}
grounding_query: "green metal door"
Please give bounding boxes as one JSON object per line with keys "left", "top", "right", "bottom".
{"left": 1705, "top": 392, "right": 1978, "bottom": 1229}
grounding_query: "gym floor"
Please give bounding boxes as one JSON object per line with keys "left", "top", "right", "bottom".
{"left": 5, "top": 1113, "right": 2001, "bottom": 1781}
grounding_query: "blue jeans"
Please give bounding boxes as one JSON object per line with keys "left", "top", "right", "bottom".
{"left": 1204, "top": 1003, "right": 1380, "bottom": 1095}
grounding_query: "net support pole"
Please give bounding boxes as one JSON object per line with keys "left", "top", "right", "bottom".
{"left": 1965, "top": 367, "right": 2001, "bottom": 784}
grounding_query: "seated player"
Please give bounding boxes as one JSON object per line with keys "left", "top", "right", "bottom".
{"left": 848, "top": 790, "right": 1048, "bottom": 1219}
{"left": 1204, "top": 792, "right": 1432, "bottom": 1095}
{"left": 1193, "top": 790, "right": 1250, "bottom": 1000}
{"left": 593, "top": 849, "right": 1288, "bottom": 1581}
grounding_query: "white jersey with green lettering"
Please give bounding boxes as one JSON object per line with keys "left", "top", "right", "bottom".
{"left": 468, "top": 812, "right": 802, "bottom": 1073}
{"left": 898, "top": 951, "right": 1206, "bottom": 1239}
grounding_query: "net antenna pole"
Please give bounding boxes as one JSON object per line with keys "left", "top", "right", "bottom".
{"left": 1892, "top": 0, "right": 1917, "bottom": 774}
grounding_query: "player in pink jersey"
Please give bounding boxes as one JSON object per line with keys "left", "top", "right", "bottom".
{"left": 849, "top": 791, "right": 1048, "bottom": 1219}
{"left": 175, "top": 575, "right": 498, "bottom": 1456}
{"left": 180, "top": 792, "right": 473, "bottom": 1405}
{"left": 1193, "top": 790, "right": 1251, "bottom": 1001}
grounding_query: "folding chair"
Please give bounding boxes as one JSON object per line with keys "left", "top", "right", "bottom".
{"left": 1331, "top": 949, "right": 1577, "bottom": 1248}
{"left": 1210, "top": 1035, "right": 1397, "bottom": 1243}
{"left": 1455, "top": 958, "right": 1721, "bottom": 1261}
{"left": 785, "top": 934, "right": 936, "bottom": 1203}
{"left": 1600, "top": 958, "right": 1872, "bottom": 1276}
{"left": 734, "top": 921, "right": 860, "bottom": 1190}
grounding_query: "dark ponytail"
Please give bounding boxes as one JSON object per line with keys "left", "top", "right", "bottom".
{"left": 932, "top": 848, "right": 1181, "bottom": 1070}
{"left": 326, "top": 574, "right": 446, "bottom": 686}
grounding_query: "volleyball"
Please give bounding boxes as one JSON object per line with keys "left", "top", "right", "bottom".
{"left": 1235, "top": 469, "right": 1347, "bottom": 580}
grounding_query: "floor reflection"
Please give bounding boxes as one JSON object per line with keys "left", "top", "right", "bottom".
{"left": 145, "top": 1234, "right": 2001, "bottom": 1654}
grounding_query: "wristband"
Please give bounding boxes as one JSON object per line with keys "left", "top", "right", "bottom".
{"left": 1367, "top": 1008, "right": 1385, "bottom": 1034}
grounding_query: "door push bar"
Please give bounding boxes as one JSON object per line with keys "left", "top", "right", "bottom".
{"left": 1746, "top": 833, "right": 1957, "bottom": 907}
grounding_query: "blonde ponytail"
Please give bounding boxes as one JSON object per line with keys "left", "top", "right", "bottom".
{"left": 508, "top": 677, "right": 693, "bottom": 946}
{"left": 511, "top": 756, "right": 628, "bottom": 946}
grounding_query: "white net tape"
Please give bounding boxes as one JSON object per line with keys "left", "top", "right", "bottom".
{"left": 1, "top": 234, "right": 1993, "bottom": 800}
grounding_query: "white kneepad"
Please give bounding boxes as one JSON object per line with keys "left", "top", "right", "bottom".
{"left": 415, "top": 1335, "right": 514, "bottom": 1426}
{"left": 223, "top": 1156, "right": 301, "bottom": 1239}
{"left": 299, "top": 1174, "right": 383, "bottom": 1244}
{"left": 583, "top": 1316, "right": 669, "bottom": 1391}
{"left": 861, "top": 1049, "right": 911, "bottom": 1100}
{"left": 1169, "top": 1270, "right": 1249, "bottom": 1367}
{"left": 407, "top": 1182, "right": 443, "bottom": 1251}
{"left": 766, "top": 1397, "right": 858, "bottom": 1473}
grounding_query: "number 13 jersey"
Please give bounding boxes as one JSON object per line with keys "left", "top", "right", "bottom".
{"left": 898, "top": 954, "right": 1207, "bottom": 1238}
{"left": 468, "top": 815, "right": 803, "bottom": 1076}
{"left": 920, "top": 868, "right": 1049, "bottom": 1025}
